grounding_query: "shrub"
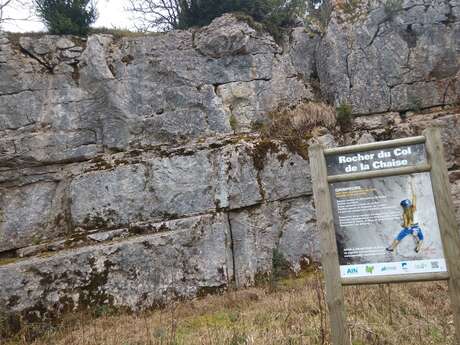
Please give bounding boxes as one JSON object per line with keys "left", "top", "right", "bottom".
{"left": 317, "top": 0, "right": 333, "bottom": 31}
{"left": 175, "top": 0, "right": 306, "bottom": 42}
{"left": 336, "top": 101, "right": 353, "bottom": 128}
{"left": 272, "top": 248, "right": 291, "bottom": 279}
{"left": 34, "top": 0, "right": 97, "bottom": 35}
{"left": 266, "top": 248, "right": 292, "bottom": 291}
{"left": 384, "top": 0, "right": 403, "bottom": 18}
{"left": 128, "top": 0, "right": 306, "bottom": 35}
{"left": 407, "top": 95, "right": 422, "bottom": 112}
{"left": 229, "top": 113, "right": 238, "bottom": 132}
{"left": 340, "top": 0, "right": 360, "bottom": 15}
{"left": 305, "top": 0, "right": 330, "bottom": 30}
{"left": 179, "top": 0, "right": 306, "bottom": 30}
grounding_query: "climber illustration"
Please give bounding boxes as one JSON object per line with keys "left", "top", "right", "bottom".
{"left": 386, "top": 177, "right": 424, "bottom": 253}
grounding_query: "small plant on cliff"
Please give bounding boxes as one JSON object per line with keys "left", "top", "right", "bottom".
{"left": 272, "top": 248, "right": 291, "bottom": 279}
{"left": 336, "top": 101, "right": 353, "bottom": 129}
{"left": 408, "top": 95, "right": 423, "bottom": 112}
{"left": 229, "top": 113, "right": 239, "bottom": 132}
{"left": 266, "top": 248, "right": 292, "bottom": 291}
{"left": 339, "top": 0, "right": 360, "bottom": 15}
{"left": 304, "top": 0, "right": 332, "bottom": 31}
{"left": 384, "top": 0, "right": 403, "bottom": 18}
{"left": 262, "top": 101, "right": 336, "bottom": 158}
{"left": 34, "top": 0, "right": 97, "bottom": 35}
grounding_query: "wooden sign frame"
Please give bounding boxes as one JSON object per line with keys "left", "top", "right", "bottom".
{"left": 309, "top": 128, "right": 460, "bottom": 345}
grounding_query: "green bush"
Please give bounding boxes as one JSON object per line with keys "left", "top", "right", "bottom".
{"left": 408, "top": 95, "right": 422, "bottom": 112}
{"left": 229, "top": 113, "right": 238, "bottom": 132}
{"left": 336, "top": 101, "right": 353, "bottom": 128}
{"left": 177, "top": 0, "right": 305, "bottom": 31}
{"left": 129, "top": 0, "right": 305, "bottom": 36}
{"left": 34, "top": 0, "right": 97, "bottom": 35}
{"left": 272, "top": 248, "right": 291, "bottom": 280}
{"left": 384, "top": 0, "right": 403, "bottom": 18}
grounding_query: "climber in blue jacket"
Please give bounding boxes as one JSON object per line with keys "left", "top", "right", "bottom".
{"left": 386, "top": 180, "right": 424, "bottom": 253}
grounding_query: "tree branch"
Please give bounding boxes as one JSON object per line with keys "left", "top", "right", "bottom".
{"left": 126, "top": 0, "right": 180, "bottom": 31}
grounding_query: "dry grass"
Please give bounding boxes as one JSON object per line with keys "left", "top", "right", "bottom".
{"left": 266, "top": 101, "right": 337, "bottom": 137}
{"left": 259, "top": 101, "right": 337, "bottom": 158}
{"left": 3, "top": 269, "right": 454, "bottom": 345}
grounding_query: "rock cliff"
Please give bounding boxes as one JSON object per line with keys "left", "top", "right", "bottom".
{"left": 0, "top": 0, "right": 459, "bottom": 319}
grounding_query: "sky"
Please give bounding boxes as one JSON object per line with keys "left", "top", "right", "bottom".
{"left": 1, "top": 0, "right": 136, "bottom": 32}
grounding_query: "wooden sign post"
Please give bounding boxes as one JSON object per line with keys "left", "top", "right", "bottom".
{"left": 309, "top": 128, "right": 460, "bottom": 345}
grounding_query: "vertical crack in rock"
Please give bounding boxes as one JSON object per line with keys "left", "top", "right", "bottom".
{"left": 226, "top": 212, "right": 237, "bottom": 286}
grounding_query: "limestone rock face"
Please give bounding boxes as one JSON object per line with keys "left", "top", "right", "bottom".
{"left": 318, "top": 0, "right": 460, "bottom": 114}
{"left": 0, "top": 14, "right": 315, "bottom": 168}
{"left": 0, "top": 182, "right": 62, "bottom": 252}
{"left": 230, "top": 197, "right": 318, "bottom": 287}
{"left": 0, "top": 5, "right": 459, "bottom": 319}
{"left": 0, "top": 214, "right": 234, "bottom": 313}
{"left": 0, "top": 134, "right": 315, "bottom": 315}
{"left": 66, "top": 142, "right": 311, "bottom": 233}
{"left": 348, "top": 109, "right": 460, "bottom": 169}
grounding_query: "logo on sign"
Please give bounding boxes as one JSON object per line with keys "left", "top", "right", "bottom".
{"left": 431, "top": 261, "right": 440, "bottom": 269}
{"left": 415, "top": 262, "right": 427, "bottom": 270}
{"left": 381, "top": 265, "right": 397, "bottom": 272}
{"left": 347, "top": 267, "right": 358, "bottom": 274}
{"left": 365, "top": 266, "right": 374, "bottom": 274}
{"left": 401, "top": 262, "right": 408, "bottom": 270}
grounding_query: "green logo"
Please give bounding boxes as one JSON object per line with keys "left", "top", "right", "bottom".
{"left": 365, "top": 265, "right": 375, "bottom": 274}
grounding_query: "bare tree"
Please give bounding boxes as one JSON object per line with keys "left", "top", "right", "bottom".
{"left": 127, "top": 0, "right": 309, "bottom": 32}
{"left": 0, "top": 0, "right": 33, "bottom": 29}
{"left": 127, "top": 0, "right": 181, "bottom": 31}
{"left": 0, "top": 0, "right": 14, "bottom": 23}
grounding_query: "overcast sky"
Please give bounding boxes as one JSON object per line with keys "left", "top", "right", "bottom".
{"left": 2, "top": 0, "right": 136, "bottom": 32}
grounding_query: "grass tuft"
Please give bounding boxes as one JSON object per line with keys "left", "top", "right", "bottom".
{"left": 261, "top": 101, "right": 337, "bottom": 158}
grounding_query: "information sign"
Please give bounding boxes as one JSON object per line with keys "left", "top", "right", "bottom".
{"left": 309, "top": 129, "right": 460, "bottom": 345}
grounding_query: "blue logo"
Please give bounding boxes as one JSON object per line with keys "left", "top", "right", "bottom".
{"left": 401, "top": 262, "right": 408, "bottom": 270}
{"left": 347, "top": 267, "right": 358, "bottom": 274}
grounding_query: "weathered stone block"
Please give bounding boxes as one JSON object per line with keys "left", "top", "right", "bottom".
{"left": 230, "top": 197, "right": 318, "bottom": 287}
{"left": 0, "top": 213, "right": 233, "bottom": 314}
{"left": 260, "top": 148, "right": 311, "bottom": 201}
{"left": 70, "top": 164, "right": 152, "bottom": 229}
{"left": 70, "top": 141, "right": 312, "bottom": 231}
{"left": 0, "top": 182, "right": 64, "bottom": 252}
{"left": 217, "top": 144, "right": 263, "bottom": 209}
{"left": 149, "top": 151, "right": 219, "bottom": 216}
